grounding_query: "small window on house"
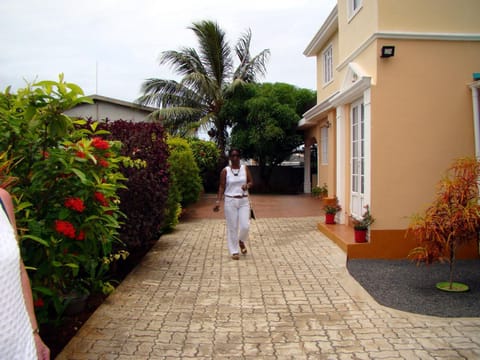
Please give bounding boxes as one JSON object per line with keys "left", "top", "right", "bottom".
{"left": 323, "top": 45, "right": 333, "bottom": 85}
{"left": 347, "top": 0, "right": 363, "bottom": 20}
{"left": 321, "top": 126, "right": 328, "bottom": 164}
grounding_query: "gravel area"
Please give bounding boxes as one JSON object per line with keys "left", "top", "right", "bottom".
{"left": 347, "top": 258, "right": 480, "bottom": 317}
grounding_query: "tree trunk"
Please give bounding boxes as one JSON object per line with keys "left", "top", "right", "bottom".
{"left": 448, "top": 240, "right": 456, "bottom": 289}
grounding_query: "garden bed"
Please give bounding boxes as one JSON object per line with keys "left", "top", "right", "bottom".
{"left": 42, "top": 245, "right": 153, "bottom": 357}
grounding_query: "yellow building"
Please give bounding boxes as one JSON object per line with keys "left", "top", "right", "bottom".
{"left": 300, "top": 0, "right": 480, "bottom": 258}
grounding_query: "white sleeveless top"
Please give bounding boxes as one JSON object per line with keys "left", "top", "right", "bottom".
{"left": 0, "top": 201, "right": 37, "bottom": 359}
{"left": 224, "top": 165, "right": 247, "bottom": 197}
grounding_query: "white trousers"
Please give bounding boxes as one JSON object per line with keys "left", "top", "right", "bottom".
{"left": 224, "top": 196, "right": 250, "bottom": 255}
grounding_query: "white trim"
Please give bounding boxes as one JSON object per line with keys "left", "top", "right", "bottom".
{"left": 322, "top": 44, "right": 334, "bottom": 85}
{"left": 350, "top": 98, "right": 365, "bottom": 219}
{"left": 337, "top": 31, "right": 480, "bottom": 71}
{"left": 363, "top": 88, "right": 372, "bottom": 208}
{"left": 376, "top": 31, "right": 480, "bottom": 41}
{"left": 298, "top": 91, "right": 339, "bottom": 128}
{"left": 347, "top": 0, "right": 363, "bottom": 23}
{"left": 331, "top": 77, "right": 371, "bottom": 107}
{"left": 336, "top": 106, "right": 346, "bottom": 225}
{"left": 303, "top": 5, "right": 338, "bottom": 57}
{"left": 470, "top": 81, "right": 480, "bottom": 158}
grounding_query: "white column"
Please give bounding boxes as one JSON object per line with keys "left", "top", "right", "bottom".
{"left": 304, "top": 144, "right": 311, "bottom": 193}
{"left": 470, "top": 84, "right": 480, "bottom": 158}
{"left": 336, "top": 106, "right": 346, "bottom": 224}
{"left": 363, "top": 88, "right": 372, "bottom": 206}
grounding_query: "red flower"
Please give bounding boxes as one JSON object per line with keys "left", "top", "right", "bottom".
{"left": 92, "top": 137, "right": 110, "bottom": 150}
{"left": 54, "top": 220, "right": 76, "bottom": 239}
{"left": 64, "top": 197, "right": 86, "bottom": 212}
{"left": 41, "top": 151, "right": 49, "bottom": 159}
{"left": 98, "top": 159, "right": 109, "bottom": 168}
{"left": 76, "top": 230, "right": 85, "bottom": 241}
{"left": 94, "top": 192, "right": 109, "bottom": 206}
{"left": 75, "top": 151, "right": 86, "bottom": 158}
{"left": 34, "top": 298, "right": 44, "bottom": 308}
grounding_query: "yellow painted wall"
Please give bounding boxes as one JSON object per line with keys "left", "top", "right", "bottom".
{"left": 371, "top": 39, "right": 480, "bottom": 230}
{"left": 378, "top": 0, "right": 480, "bottom": 33}
{"left": 337, "top": 0, "right": 378, "bottom": 64}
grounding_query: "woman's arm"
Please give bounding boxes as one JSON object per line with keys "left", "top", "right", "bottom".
{"left": 242, "top": 166, "right": 254, "bottom": 191}
{"left": 214, "top": 168, "right": 227, "bottom": 211}
{"left": 0, "top": 189, "right": 50, "bottom": 359}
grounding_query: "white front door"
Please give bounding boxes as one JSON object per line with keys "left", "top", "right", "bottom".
{"left": 351, "top": 100, "right": 365, "bottom": 218}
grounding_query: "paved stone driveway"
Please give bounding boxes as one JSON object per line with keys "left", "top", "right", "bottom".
{"left": 57, "top": 217, "right": 480, "bottom": 359}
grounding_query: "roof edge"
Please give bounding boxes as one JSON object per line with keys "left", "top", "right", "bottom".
{"left": 87, "top": 94, "right": 157, "bottom": 112}
{"left": 303, "top": 5, "right": 338, "bottom": 57}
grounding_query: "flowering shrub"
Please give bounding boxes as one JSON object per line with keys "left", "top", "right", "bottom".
{"left": 0, "top": 76, "right": 128, "bottom": 323}
{"left": 17, "top": 134, "right": 128, "bottom": 322}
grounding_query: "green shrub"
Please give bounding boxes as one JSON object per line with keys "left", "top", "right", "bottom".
{"left": 0, "top": 76, "right": 128, "bottom": 323}
{"left": 167, "top": 137, "right": 202, "bottom": 206}
{"left": 162, "top": 172, "right": 182, "bottom": 232}
{"left": 188, "top": 138, "right": 220, "bottom": 192}
{"left": 312, "top": 183, "right": 328, "bottom": 198}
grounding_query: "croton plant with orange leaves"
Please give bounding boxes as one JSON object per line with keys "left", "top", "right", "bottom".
{"left": 408, "top": 157, "right": 480, "bottom": 289}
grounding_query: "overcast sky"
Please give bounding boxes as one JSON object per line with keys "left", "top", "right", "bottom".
{"left": 0, "top": 0, "right": 336, "bottom": 102}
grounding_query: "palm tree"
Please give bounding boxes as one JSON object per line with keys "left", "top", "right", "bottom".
{"left": 137, "top": 20, "right": 270, "bottom": 157}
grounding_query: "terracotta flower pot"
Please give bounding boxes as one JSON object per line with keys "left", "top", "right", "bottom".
{"left": 325, "top": 213, "right": 336, "bottom": 224}
{"left": 354, "top": 229, "right": 367, "bottom": 243}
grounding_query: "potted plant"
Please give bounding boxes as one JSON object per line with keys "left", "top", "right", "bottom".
{"left": 323, "top": 197, "right": 341, "bottom": 224}
{"left": 408, "top": 158, "right": 480, "bottom": 292}
{"left": 312, "top": 183, "right": 328, "bottom": 199}
{"left": 352, "top": 205, "right": 375, "bottom": 242}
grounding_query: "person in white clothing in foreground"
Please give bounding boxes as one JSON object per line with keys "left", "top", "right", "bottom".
{"left": 213, "top": 149, "right": 254, "bottom": 260}
{"left": 0, "top": 188, "right": 50, "bottom": 360}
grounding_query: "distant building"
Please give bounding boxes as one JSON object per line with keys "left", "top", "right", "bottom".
{"left": 64, "top": 94, "right": 156, "bottom": 122}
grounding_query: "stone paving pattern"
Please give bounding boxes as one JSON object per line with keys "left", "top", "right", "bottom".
{"left": 57, "top": 217, "right": 480, "bottom": 359}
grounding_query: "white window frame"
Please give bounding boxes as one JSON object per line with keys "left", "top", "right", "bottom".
{"left": 321, "top": 126, "right": 328, "bottom": 164}
{"left": 350, "top": 99, "right": 365, "bottom": 219}
{"left": 347, "top": 0, "right": 363, "bottom": 22}
{"left": 322, "top": 44, "right": 333, "bottom": 86}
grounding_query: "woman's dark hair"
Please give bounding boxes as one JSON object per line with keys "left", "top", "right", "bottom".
{"left": 228, "top": 148, "right": 241, "bottom": 157}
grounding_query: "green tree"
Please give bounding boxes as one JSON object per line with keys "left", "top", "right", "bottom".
{"left": 225, "top": 82, "right": 316, "bottom": 189}
{"left": 137, "top": 20, "right": 270, "bottom": 157}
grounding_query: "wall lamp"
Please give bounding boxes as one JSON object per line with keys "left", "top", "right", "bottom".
{"left": 380, "top": 45, "right": 395, "bottom": 58}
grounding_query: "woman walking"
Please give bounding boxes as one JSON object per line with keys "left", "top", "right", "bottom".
{"left": 213, "top": 149, "right": 254, "bottom": 260}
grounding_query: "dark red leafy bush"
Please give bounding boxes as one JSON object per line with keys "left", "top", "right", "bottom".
{"left": 99, "top": 120, "right": 170, "bottom": 250}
